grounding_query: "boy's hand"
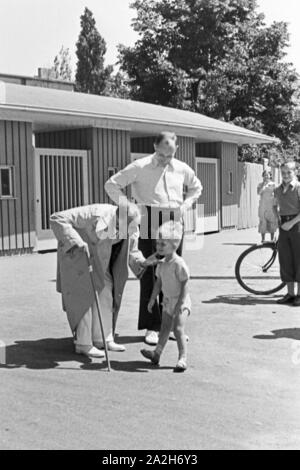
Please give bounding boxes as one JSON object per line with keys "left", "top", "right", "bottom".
{"left": 142, "top": 253, "right": 162, "bottom": 268}
{"left": 147, "top": 299, "right": 155, "bottom": 313}
{"left": 281, "top": 221, "right": 294, "bottom": 231}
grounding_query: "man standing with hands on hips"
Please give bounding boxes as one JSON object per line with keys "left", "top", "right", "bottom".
{"left": 105, "top": 131, "right": 202, "bottom": 345}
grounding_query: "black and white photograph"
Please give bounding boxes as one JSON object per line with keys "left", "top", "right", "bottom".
{"left": 1, "top": 0, "right": 300, "bottom": 453}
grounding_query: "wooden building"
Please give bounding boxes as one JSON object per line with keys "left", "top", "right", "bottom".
{"left": 0, "top": 80, "right": 275, "bottom": 253}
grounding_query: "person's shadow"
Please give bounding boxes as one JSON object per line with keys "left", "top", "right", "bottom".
{"left": 0, "top": 337, "right": 89, "bottom": 370}
{"left": 253, "top": 328, "right": 300, "bottom": 341}
{"left": 202, "top": 295, "right": 281, "bottom": 306}
{"left": 0, "top": 337, "right": 173, "bottom": 373}
{"left": 80, "top": 360, "right": 173, "bottom": 373}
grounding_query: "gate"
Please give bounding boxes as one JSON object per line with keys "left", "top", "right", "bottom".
{"left": 196, "top": 157, "right": 220, "bottom": 233}
{"left": 35, "top": 148, "right": 89, "bottom": 250}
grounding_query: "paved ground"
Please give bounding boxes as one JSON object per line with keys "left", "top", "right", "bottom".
{"left": 1, "top": 228, "right": 300, "bottom": 450}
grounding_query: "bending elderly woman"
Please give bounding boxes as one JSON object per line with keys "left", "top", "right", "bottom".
{"left": 50, "top": 204, "right": 153, "bottom": 358}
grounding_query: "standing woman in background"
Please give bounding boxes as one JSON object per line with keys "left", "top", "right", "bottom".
{"left": 257, "top": 168, "right": 278, "bottom": 243}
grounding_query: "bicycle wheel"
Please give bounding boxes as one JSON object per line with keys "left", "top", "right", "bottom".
{"left": 235, "top": 242, "right": 286, "bottom": 295}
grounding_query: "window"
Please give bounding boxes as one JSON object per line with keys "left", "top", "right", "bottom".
{"left": 0, "top": 166, "right": 15, "bottom": 198}
{"left": 228, "top": 171, "right": 234, "bottom": 194}
{"left": 108, "top": 167, "right": 118, "bottom": 178}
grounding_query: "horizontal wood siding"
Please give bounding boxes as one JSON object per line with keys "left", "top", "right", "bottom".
{"left": 0, "top": 121, "right": 35, "bottom": 253}
{"left": 220, "top": 142, "right": 238, "bottom": 229}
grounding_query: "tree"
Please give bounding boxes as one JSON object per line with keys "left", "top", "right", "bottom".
{"left": 53, "top": 46, "right": 72, "bottom": 81}
{"left": 75, "top": 7, "right": 112, "bottom": 94}
{"left": 103, "top": 71, "right": 132, "bottom": 99}
{"left": 118, "top": 0, "right": 300, "bottom": 161}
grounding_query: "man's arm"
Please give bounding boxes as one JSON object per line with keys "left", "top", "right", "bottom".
{"left": 280, "top": 212, "right": 300, "bottom": 231}
{"left": 50, "top": 210, "right": 88, "bottom": 254}
{"left": 182, "top": 166, "right": 203, "bottom": 210}
{"left": 272, "top": 192, "right": 280, "bottom": 222}
{"left": 105, "top": 162, "right": 138, "bottom": 206}
{"left": 128, "top": 226, "right": 147, "bottom": 278}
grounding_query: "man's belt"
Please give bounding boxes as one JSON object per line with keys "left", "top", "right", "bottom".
{"left": 280, "top": 214, "right": 298, "bottom": 223}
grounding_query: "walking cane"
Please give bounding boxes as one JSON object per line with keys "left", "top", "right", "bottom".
{"left": 85, "top": 252, "right": 111, "bottom": 372}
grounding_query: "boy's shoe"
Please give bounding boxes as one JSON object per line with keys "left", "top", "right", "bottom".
{"left": 293, "top": 296, "right": 300, "bottom": 307}
{"left": 276, "top": 294, "right": 295, "bottom": 305}
{"left": 173, "top": 358, "right": 187, "bottom": 373}
{"left": 140, "top": 349, "right": 160, "bottom": 365}
{"left": 75, "top": 345, "right": 105, "bottom": 358}
{"left": 144, "top": 330, "right": 159, "bottom": 345}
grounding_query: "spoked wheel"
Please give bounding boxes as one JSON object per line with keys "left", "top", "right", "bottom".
{"left": 235, "top": 242, "right": 286, "bottom": 295}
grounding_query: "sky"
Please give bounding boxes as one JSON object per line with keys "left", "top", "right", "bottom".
{"left": 0, "top": 0, "right": 300, "bottom": 78}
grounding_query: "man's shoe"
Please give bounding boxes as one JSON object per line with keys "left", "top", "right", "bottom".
{"left": 294, "top": 296, "right": 300, "bottom": 307}
{"left": 144, "top": 330, "right": 159, "bottom": 345}
{"left": 140, "top": 349, "right": 160, "bottom": 365}
{"left": 94, "top": 341, "right": 126, "bottom": 352}
{"left": 276, "top": 294, "right": 295, "bottom": 305}
{"left": 107, "top": 341, "right": 126, "bottom": 352}
{"left": 75, "top": 345, "right": 105, "bottom": 358}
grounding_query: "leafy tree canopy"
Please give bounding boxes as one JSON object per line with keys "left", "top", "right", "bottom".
{"left": 118, "top": 0, "right": 300, "bottom": 162}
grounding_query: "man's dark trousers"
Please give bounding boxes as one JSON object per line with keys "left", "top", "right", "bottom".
{"left": 278, "top": 223, "right": 300, "bottom": 282}
{"left": 138, "top": 206, "right": 183, "bottom": 331}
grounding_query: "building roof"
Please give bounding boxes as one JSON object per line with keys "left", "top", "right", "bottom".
{"left": 0, "top": 81, "right": 277, "bottom": 145}
{"left": 0, "top": 72, "right": 75, "bottom": 86}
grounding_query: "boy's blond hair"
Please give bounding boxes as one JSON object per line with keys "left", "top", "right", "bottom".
{"left": 281, "top": 161, "right": 297, "bottom": 171}
{"left": 157, "top": 221, "right": 183, "bottom": 249}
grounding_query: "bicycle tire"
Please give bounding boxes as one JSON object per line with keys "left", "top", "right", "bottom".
{"left": 235, "top": 243, "right": 286, "bottom": 295}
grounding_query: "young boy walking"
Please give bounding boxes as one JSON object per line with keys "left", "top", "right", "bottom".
{"left": 274, "top": 161, "right": 300, "bottom": 306}
{"left": 141, "top": 221, "right": 191, "bottom": 372}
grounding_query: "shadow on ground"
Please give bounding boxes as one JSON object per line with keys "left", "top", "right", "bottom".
{"left": 253, "top": 328, "right": 300, "bottom": 341}
{"left": 80, "top": 360, "right": 173, "bottom": 373}
{"left": 0, "top": 337, "right": 88, "bottom": 370}
{"left": 0, "top": 336, "right": 172, "bottom": 373}
{"left": 202, "top": 295, "right": 281, "bottom": 306}
{"left": 115, "top": 334, "right": 144, "bottom": 345}
{"left": 222, "top": 243, "right": 256, "bottom": 246}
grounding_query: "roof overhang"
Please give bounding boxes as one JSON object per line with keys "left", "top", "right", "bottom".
{"left": 0, "top": 81, "right": 278, "bottom": 146}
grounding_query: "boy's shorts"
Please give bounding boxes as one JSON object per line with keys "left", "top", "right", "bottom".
{"left": 162, "top": 296, "right": 191, "bottom": 317}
